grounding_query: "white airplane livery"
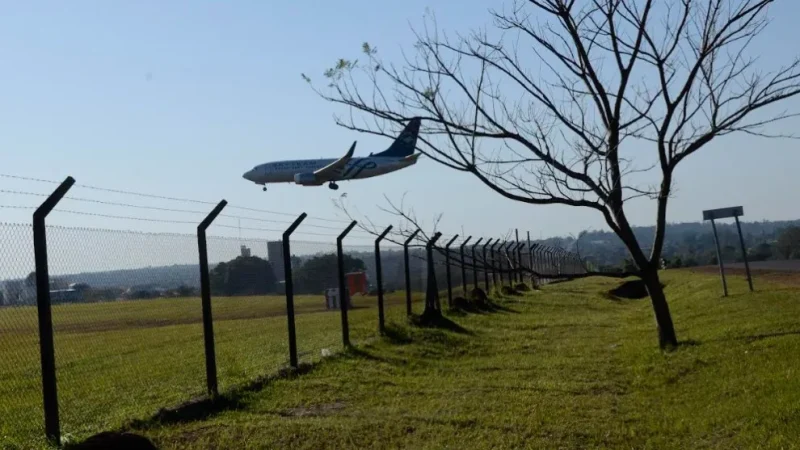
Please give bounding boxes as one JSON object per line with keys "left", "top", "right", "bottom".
{"left": 243, "top": 118, "right": 422, "bottom": 191}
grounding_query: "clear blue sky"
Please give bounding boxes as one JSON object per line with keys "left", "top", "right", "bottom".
{"left": 2, "top": 0, "right": 800, "bottom": 244}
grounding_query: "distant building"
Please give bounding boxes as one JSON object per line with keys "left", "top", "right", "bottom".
{"left": 50, "top": 288, "right": 83, "bottom": 304}
{"left": 240, "top": 245, "right": 252, "bottom": 258}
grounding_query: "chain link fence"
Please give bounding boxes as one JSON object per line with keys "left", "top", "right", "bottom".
{"left": 0, "top": 219, "right": 586, "bottom": 448}
{"left": 0, "top": 223, "right": 42, "bottom": 449}
{"left": 46, "top": 227, "right": 205, "bottom": 443}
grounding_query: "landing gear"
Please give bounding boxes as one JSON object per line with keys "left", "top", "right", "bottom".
{"left": 328, "top": 182, "right": 339, "bottom": 191}
{"left": 262, "top": 186, "right": 267, "bottom": 191}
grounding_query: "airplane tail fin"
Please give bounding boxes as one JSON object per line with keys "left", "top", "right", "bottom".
{"left": 373, "top": 117, "right": 421, "bottom": 158}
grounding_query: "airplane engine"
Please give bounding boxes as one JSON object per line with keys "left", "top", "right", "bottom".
{"left": 293, "top": 172, "right": 318, "bottom": 185}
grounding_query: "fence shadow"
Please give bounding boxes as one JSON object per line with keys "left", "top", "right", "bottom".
{"left": 103, "top": 362, "right": 321, "bottom": 439}
{"left": 410, "top": 312, "right": 472, "bottom": 335}
{"left": 449, "top": 297, "right": 520, "bottom": 315}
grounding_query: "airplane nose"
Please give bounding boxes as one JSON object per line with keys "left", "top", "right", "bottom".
{"left": 243, "top": 170, "right": 254, "bottom": 181}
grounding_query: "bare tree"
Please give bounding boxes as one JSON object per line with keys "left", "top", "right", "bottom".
{"left": 305, "top": 0, "right": 800, "bottom": 349}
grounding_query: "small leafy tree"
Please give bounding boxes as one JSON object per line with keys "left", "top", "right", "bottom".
{"left": 210, "top": 256, "right": 277, "bottom": 296}
{"left": 293, "top": 253, "right": 366, "bottom": 295}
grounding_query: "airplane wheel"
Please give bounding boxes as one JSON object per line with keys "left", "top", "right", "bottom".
{"left": 262, "top": 186, "right": 267, "bottom": 192}
{"left": 329, "top": 182, "right": 339, "bottom": 191}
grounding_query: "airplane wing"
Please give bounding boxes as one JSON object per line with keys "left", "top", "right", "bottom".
{"left": 313, "top": 141, "right": 356, "bottom": 181}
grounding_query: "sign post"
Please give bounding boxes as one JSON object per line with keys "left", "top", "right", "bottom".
{"left": 734, "top": 215, "right": 754, "bottom": 292}
{"left": 702, "top": 206, "right": 753, "bottom": 296}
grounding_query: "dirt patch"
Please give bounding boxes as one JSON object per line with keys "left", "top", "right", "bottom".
{"left": 281, "top": 401, "right": 346, "bottom": 417}
{"left": 608, "top": 279, "right": 662, "bottom": 300}
{"left": 67, "top": 432, "right": 158, "bottom": 450}
{"left": 501, "top": 286, "right": 522, "bottom": 296}
{"left": 470, "top": 288, "right": 489, "bottom": 304}
{"left": 515, "top": 283, "right": 531, "bottom": 292}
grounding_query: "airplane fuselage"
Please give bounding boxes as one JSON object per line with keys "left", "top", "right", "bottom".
{"left": 243, "top": 155, "right": 418, "bottom": 186}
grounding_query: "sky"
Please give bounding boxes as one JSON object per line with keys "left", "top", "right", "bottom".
{"left": 2, "top": 0, "right": 800, "bottom": 247}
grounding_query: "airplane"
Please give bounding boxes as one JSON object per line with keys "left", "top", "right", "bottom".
{"left": 242, "top": 118, "right": 422, "bottom": 191}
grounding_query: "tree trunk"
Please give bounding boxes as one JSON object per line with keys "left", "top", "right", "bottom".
{"left": 640, "top": 268, "right": 678, "bottom": 349}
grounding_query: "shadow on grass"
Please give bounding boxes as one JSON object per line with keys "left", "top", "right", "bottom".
{"left": 702, "top": 329, "right": 800, "bottom": 345}
{"left": 127, "top": 362, "right": 319, "bottom": 429}
{"left": 65, "top": 431, "right": 160, "bottom": 450}
{"left": 448, "top": 298, "right": 519, "bottom": 315}
{"left": 678, "top": 338, "right": 702, "bottom": 347}
{"left": 67, "top": 360, "right": 327, "bottom": 449}
{"left": 409, "top": 311, "right": 473, "bottom": 335}
{"left": 741, "top": 330, "right": 800, "bottom": 343}
{"left": 382, "top": 323, "right": 414, "bottom": 345}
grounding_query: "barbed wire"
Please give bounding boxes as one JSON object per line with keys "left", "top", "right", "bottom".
{"left": 0, "top": 205, "right": 379, "bottom": 240}
{"left": 1, "top": 174, "right": 494, "bottom": 244}
{"left": 0, "top": 173, "right": 352, "bottom": 224}
{"left": 0, "top": 189, "right": 367, "bottom": 233}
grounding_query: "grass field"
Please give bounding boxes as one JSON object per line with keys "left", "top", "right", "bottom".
{"left": 0, "top": 290, "right": 426, "bottom": 449}
{"left": 93, "top": 269, "right": 800, "bottom": 449}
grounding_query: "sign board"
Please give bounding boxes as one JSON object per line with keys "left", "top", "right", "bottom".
{"left": 702, "top": 206, "right": 744, "bottom": 221}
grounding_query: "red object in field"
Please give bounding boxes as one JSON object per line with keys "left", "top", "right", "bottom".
{"left": 346, "top": 271, "right": 368, "bottom": 296}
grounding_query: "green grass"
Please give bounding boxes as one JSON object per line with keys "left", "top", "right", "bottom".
{"left": 0, "top": 290, "right": 424, "bottom": 449}
{"left": 106, "top": 270, "right": 800, "bottom": 449}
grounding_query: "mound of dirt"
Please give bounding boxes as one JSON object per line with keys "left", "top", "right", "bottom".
{"left": 451, "top": 296, "right": 471, "bottom": 309}
{"left": 514, "top": 283, "right": 531, "bottom": 292}
{"left": 501, "top": 285, "right": 521, "bottom": 296}
{"left": 70, "top": 432, "right": 158, "bottom": 450}
{"left": 609, "top": 279, "right": 664, "bottom": 300}
{"left": 470, "top": 288, "right": 488, "bottom": 304}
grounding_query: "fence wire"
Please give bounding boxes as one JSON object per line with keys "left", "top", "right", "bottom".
{"left": 205, "top": 235, "right": 287, "bottom": 392}
{"left": 1, "top": 219, "right": 587, "bottom": 447}
{"left": 45, "top": 227, "right": 205, "bottom": 443}
{"left": 283, "top": 240, "right": 343, "bottom": 365}
{"left": 0, "top": 224, "right": 43, "bottom": 449}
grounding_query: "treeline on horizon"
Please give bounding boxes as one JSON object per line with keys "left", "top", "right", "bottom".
{"left": 4, "top": 219, "right": 800, "bottom": 307}
{"left": 540, "top": 219, "right": 800, "bottom": 271}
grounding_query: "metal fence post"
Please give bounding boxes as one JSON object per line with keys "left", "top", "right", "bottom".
{"left": 734, "top": 216, "right": 754, "bottom": 292}
{"left": 197, "top": 200, "right": 227, "bottom": 397}
{"left": 556, "top": 249, "right": 564, "bottom": 277}
{"left": 508, "top": 242, "right": 517, "bottom": 284}
{"left": 444, "top": 235, "right": 459, "bottom": 308}
{"left": 337, "top": 220, "right": 358, "bottom": 347}
{"left": 482, "top": 238, "right": 493, "bottom": 292}
{"left": 425, "top": 232, "right": 443, "bottom": 313}
{"left": 516, "top": 242, "right": 524, "bottom": 284}
{"left": 527, "top": 232, "right": 534, "bottom": 287}
{"left": 459, "top": 236, "right": 472, "bottom": 295}
{"left": 514, "top": 229, "right": 520, "bottom": 284}
{"left": 709, "top": 218, "right": 728, "bottom": 297}
{"left": 471, "top": 238, "right": 483, "bottom": 292}
{"left": 490, "top": 241, "right": 499, "bottom": 289}
{"left": 404, "top": 229, "right": 420, "bottom": 316}
{"left": 375, "top": 225, "right": 393, "bottom": 334}
{"left": 530, "top": 243, "right": 539, "bottom": 286}
{"left": 541, "top": 247, "right": 549, "bottom": 283}
{"left": 283, "top": 213, "right": 307, "bottom": 369}
{"left": 498, "top": 241, "right": 508, "bottom": 287}
{"left": 511, "top": 243, "right": 520, "bottom": 285}
{"left": 543, "top": 246, "right": 550, "bottom": 283}
{"left": 33, "top": 175, "right": 74, "bottom": 445}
